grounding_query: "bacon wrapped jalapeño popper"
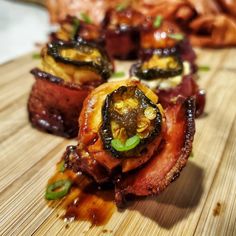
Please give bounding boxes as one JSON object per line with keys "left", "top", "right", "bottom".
{"left": 28, "top": 40, "right": 113, "bottom": 138}
{"left": 139, "top": 17, "right": 197, "bottom": 66}
{"left": 131, "top": 18, "right": 205, "bottom": 117}
{"left": 56, "top": 80, "right": 195, "bottom": 206}
{"left": 131, "top": 52, "right": 205, "bottom": 117}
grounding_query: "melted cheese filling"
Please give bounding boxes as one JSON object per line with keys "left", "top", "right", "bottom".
{"left": 142, "top": 61, "right": 191, "bottom": 90}
{"left": 40, "top": 56, "right": 101, "bottom": 84}
{"left": 141, "top": 61, "right": 191, "bottom": 90}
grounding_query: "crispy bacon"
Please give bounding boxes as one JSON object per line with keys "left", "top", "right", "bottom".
{"left": 28, "top": 68, "right": 95, "bottom": 138}
{"left": 157, "top": 75, "right": 205, "bottom": 117}
{"left": 189, "top": 14, "right": 236, "bottom": 47}
{"left": 134, "top": 0, "right": 236, "bottom": 47}
{"left": 115, "top": 97, "right": 195, "bottom": 206}
{"left": 63, "top": 145, "right": 110, "bottom": 183}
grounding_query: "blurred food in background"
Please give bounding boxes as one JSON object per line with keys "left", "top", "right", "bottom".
{"left": 45, "top": 0, "right": 236, "bottom": 47}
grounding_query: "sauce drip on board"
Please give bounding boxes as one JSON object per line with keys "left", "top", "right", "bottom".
{"left": 46, "top": 161, "right": 116, "bottom": 226}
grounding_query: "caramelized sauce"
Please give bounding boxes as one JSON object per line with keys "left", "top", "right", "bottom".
{"left": 213, "top": 202, "right": 222, "bottom": 216}
{"left": 47, "top": 162, "right": 116, "bottom": 226}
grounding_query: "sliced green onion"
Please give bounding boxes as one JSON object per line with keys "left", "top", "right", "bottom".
{"left": 32, "top": 53, "right": 40, "bottom": 59}
{"left": 58, "top": 160, "right": 65, "bottom": 172}
{"left": 71, "top": 17, "right": 80, "bottom": 38}
{"left": 111, "top": 71, "right": 125, "bottom": 78}
{"left": 167, "top": 33, "right": 185, "bottom": 41}
{"left": 198, "top": 65, "right": 210, "bottom": 72}
{"left": 45, "top": 179, "right": 72, "bottom": 200}
{"left": 80, "top": 12, "right": 92, "bottom": 24}
{"left": 111, "top": 135, "right": 140, "bottom": 152}
{"left": 153, "top": 15, "right": 163, "bottom": 28}
{"left": 116, "top": 3, "right": 126, "bottom": 12}
{"left": 125, "top": 135, "right": 140, "bottom": 150}
{"left": 111, "top": 139, "right": 125, "bottom": 152}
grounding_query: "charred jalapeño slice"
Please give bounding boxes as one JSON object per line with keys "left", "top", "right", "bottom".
{"left": 131, "top": 54, "right": 183, "bottom": 80}
{"left": 100, "top": 86, "right": 162, "bottom": 158}
{"left": 47, "top": 40, "right": 113, "bottom": 80}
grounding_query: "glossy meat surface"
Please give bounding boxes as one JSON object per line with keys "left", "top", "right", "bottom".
{"left": 157, "top": 75, "right": 205, "bottom": 117}
{"left": 115, "top": 97, "right": 195, "bottom": 206}
{"left": 28, "top": 68, "right": 94, "bottom": 138}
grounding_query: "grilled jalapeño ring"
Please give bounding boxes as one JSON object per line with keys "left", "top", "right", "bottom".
{"left": 131, "top": 54, "right": 183, "bottom": 81}
{"left": 47, "top": 40, "right": 113, "bottom": 80}
{"left": 100, "top": 86, "right": 162, "bottom": 158}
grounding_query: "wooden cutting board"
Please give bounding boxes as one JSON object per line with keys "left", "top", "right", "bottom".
{"left": 0, "top": 49, "right": 236, "bottom": 235}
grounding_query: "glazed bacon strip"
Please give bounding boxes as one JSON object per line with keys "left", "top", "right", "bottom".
{"left": 157, "top": 75, "right": 205, "bottom": 117}
{"left": 28, "top": 68, "right": 94, "bottom": 138}
{"left": 115, "top": 97, "right": 195, "bottom": 206}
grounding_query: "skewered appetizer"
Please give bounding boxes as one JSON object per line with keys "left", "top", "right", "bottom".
{"left": 28, "top": 40, "right": 113, "bottom": 138}
{"left": 51, "top": 80, "right": 195, "bottom": 207}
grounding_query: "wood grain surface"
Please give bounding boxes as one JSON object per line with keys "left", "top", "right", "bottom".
{"left": 0, "top": 49, "right": 236, "bottom": 236}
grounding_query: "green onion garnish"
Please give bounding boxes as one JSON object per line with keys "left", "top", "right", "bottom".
{"left": 58, "top": 160, "right": 65, "bottom": 172}
{"left": 111, "top": 135, "right": 140, "bottom": 152}
{"left": 167, "top": 33, "right": 185, "bottom": 41}
{"left": 45, "top": 179, "right": 72, "bottom": 200}
{"left": 153, "top": 15, "right": 163, "bottom": 28}
{"left": 198, "top": 65, "right": 210, "bottom": 72}
{"left": 71, "top": 17, "right": 80, "bottom": 39}
{"left": 116, "top": 3, "right": 126, "bottom": 12}
{"left": 111, "top": 139, "right": 124, "bottom": 151}
{"left": 80, "top": 12, "right": 92, "bottom": 24}
{"left": 111, "top": 71, "right": 125, "bottom": 78}
{"left": 32, "top": 53, "right": 40, "bottom": 59}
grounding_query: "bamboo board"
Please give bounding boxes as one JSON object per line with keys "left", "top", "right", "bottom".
{"left": 0, "top": 49, "right": 236, "bottom": 236}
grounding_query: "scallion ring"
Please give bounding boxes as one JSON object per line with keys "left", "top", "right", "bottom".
{"left": 58, "top": 160, "right": 65, "bottom": 172}
{"left": 111, "top": 135, "right": 140, "bottom": 152}
{"left": 153, "top": 15, "right": 163, "bottom": 28}
{"left": 45, "top": 179, "right": 72, "bottom": 200}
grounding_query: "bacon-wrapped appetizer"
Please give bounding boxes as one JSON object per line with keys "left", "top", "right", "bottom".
{"left": 28, "top": 40, "right": 113, "bottom": 138}
{"left": 58, "top": 80, "right": 195, "bottom": 206}
{"left": 139, "top": 17, "right": 197, "bottom": 70}
{"left": 103, "top": 7, "right": 145, "bottom": 60}
{"left": 130, "top": 52, "right": 205, "bottom": 117}
{"left": 51, "top": 16, "right": 104, "bottom": 46}
{"left": 131, "top": 17, "right": 205, "bottom": 117}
